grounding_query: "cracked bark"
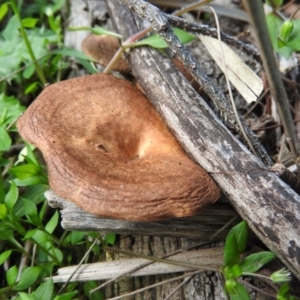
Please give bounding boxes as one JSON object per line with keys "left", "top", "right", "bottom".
{"left": 106, "top": 0, "right": 300, "bottom": 280}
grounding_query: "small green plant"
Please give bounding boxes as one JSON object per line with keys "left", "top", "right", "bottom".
{"left": 222, "top": 220, "right": 298, "bottom": 300}
{"left": 0, "top": 1, "right": 116, "bottom": 299}
{"left": 265, "top": 0, "right": 300, "bottom": 58}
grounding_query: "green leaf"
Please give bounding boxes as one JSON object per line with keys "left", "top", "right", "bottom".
{"left": 0, "top": 3, "right": 8, "bottom": 21}
{"left": 18, "top": 292, "right": 35, "bottom": 300}
{"left": 31, "top": 229, "right": 50, "bottom": 245}
{"left": 39, "top": 200, "right": 47, "bottom": 221}
{"left": 0, "top": 94, "right": 25, "bottom": 127}
{"left": 229, "top": 282, "right": 251, "bottom": 300}
{"left": 48, "top": 15, "right": 58, "bottom": 32}
{"left": 240, "top": 251, "right": 275, "bottom": 273}
{"left": 70, "top": 231, "right": 85, "bottom": 245}
{"left": 2, "top": 14, "right": 19, "bottom": 40}
{"left": 68, "top": 26, "right": 123, "bottom": 39}
{"left": 53, "top": 291, "right": 78, "bottom": 300}
{"left": 278, "top": 282, "right": 290, "bottom": 296}
{"left": 23, "top": 64, "right": 36, "bottom": 80}
{"left": 45, "top": 210, "right": 59, "bottom": 234}
{"left": 231, "top": 264, "right": 242, "bottom": 278}
{"left": 277, "top": 38, "right": 286, "bottom": 49}
{"left": 279, "top": 20, "right": 294, "bottom": 42}
{"left": 133, "top": 27, "right": 195, "bottom": 49}
{"left": 21, "top": 18, "right": 38, "bottom": 28}
{"left": 0, "top": 108, "right": 8, "bottom": 126}
{"left": 266, "top": 13, "right": 293, "bottom": 58}
{"left": 14, "top": 184, "right": 47, "bottom": 218}
{"left": 25, "top": 82, "right": 39, "bottom": 94}
{"left": 7, "top": 265, "right": 18, "bottom": 286}
{"left": 25, "top": 143, "right": 39, "bottom": 166}
{"left": 224, "top": 233, "right": 239, "bottom": 267}
{"left": 33, "top": 278, "right": 54, "bottom": 300}
{"left": 0, "top": 203, "right": 8, "bottom": 219}
{"left": 227, "top": 221, "right": 248, "bottom": 253}
{"left": 91, "top": 27, "right": 123, "bottom": 39}
{"left": 283, "top": 19, "right": 300, "bottom": 51}
{"left": 5, "top": 182, "right": 18, "bottom": 211}
{"left": 10, "top": 164, "right": 41, "bottom": 180}
{"left": 24, "top": 228, "right": 38, "bottom": 240}
{"left": 52, "top": 47, "right": 96, "bottom": 61}
{"left": 84, "top": 281, "right": 105, "bottom": 300}
{"left": 14, "top": 266, "right": 40, "bottom": 291}
{"left": 225, "top": 278, "right": 237, "bottom": 294}
{"left": 173, "top": 27, "right": 195, "bottom": 44}
{"left": 0, "top": 250, "right": 11, "bottom": 265}
{"left": 13, "top": 175, "right": 47, "bottom": 186}
{"left": 0, "top": 229, "right": 14, "bottom": 241}
{"left": 76, "top": 57, "right": 98, "bottom": 74}
{"left": 23, "top": 198, "right": 40, "bottom": 225}
{"left": 266, "top": 0, "right": 283, "bottom": 8}
{"left": 105, "top": 233, "right": 116, "bottom": 245}
{"left": 0, "top": 176, "right": 5, "bottom": 201}
{"left": 0, "top": 126, "right": 12, "bottom": 151}
{"left": 49, "top": 247, "right": 63, "bottom": 264}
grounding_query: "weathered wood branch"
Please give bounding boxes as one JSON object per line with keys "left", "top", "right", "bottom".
{"left": 46, "top": 190, "right": 238, "bottom": 239}
{"left": 106, "top": 0, "right": 300, "bottom": 280}
{"left": 51, "top": 248, "right": 224, "bottom": 283}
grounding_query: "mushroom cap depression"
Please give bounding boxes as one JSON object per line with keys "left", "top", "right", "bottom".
{"left": 17, "top": 74, "right": 220, "bottom": 221}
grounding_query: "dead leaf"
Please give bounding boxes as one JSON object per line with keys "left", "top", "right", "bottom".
{"left": 199, "top": 34, "right": 263, "bottom": 103}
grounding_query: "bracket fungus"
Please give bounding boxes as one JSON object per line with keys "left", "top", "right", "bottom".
{"left": 17, "top": 74, "right": 220, "bottom": 221}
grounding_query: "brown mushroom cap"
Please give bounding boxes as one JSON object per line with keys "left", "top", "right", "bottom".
{"left": 81, "top": 34, "right": 131, "bottom": 73}
{"left": 17, "top": 74, "right": 220, "bottom": 221}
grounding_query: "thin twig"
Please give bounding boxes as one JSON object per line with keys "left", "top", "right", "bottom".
{"left": 104, "top": 0, "right": 212, "bottom": 73}
{"left": 106, "top": 270, "right": 202, "bottom": 300}
{"left": 206, "top": 6, "right": 258, "bottom": 157}
{"left": 239, "top": 278, "right": 277, "bottom": 298}
{"left": 10, "top": 0, "right": 47, "bottom": 85}
{"left": 119, "top": 0, "right": 272, "bottom": 166}
{"left": 163, "top": 273, "right": 195, "bottom": 300}
{"left": 57, "top": 234, "right": 101, "bottom": 294}
{"left": 165, "top": 14, "right": 261, "bottom": 61}
{"left": 90, "top": 215, "right": 237, "bottom": 294}
{"left": 243, "top": 88, "right": 270, "bottom": 118}
{"left": 104, "top": 247, "right": 219, "bottom": 272}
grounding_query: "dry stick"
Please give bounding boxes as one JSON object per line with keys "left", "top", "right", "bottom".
{"left": 243, "top": 0, "right": 300, "bottom": 171}
{"left": 163, "top": 274, "right": 195, "bottom": 300}
{"left": 118, "top": 0, "right": 273, "bottom": 167}
{"left": 165, "top": 14, "right": 261, "bottom": 62}
{"left": 105, "top": 0, "right": 260, "bottom": 73}
{"left": 90, "top": 215, "right": 237, "bottom": 294}
{"left": 57, "top": 234, "right": 101, "bottom": 295}
{"left": 239, "top": 279, "right": 277, "bottom": 298}
{"left": 104, "top": 0, "right": 211, "bottom": 73}
{"left": 243, "top": 88, "right": 270, "bottom": 118}
{"left": 105, "top": 247, "right": 218, "bottom": 272}
{"left": 106, "top": 270, "right": 201, "bottom": 300}
{"left": 206, "top": 6, "right": 257, "bottom": 157}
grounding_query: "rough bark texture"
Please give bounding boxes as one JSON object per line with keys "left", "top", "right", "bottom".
{"left": 106, "top": 0, "right": 300, "bottom": 280}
